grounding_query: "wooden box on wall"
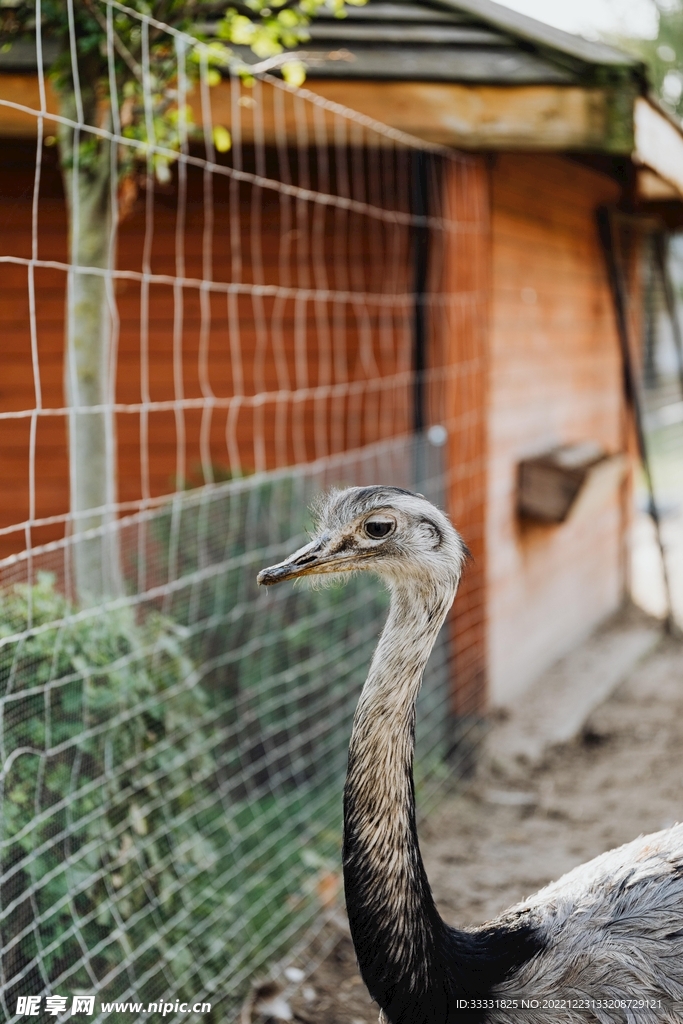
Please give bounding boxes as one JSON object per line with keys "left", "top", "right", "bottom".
{"left": 517, "top": 442, "right": 625, "bottom": 524}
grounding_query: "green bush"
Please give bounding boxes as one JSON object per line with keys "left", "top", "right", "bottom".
{"left": 1, "top": 573, "right": 230, "bottom": 1012}
{"left": 0, "top": 560, "right": 385, "bottom": 1018}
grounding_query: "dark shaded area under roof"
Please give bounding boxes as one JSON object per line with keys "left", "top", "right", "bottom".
{"left": 0, "top": 0, "right": 644, "bottom": 87}
{"left": 0, "top": 37, "right": 59, "bottom": 71}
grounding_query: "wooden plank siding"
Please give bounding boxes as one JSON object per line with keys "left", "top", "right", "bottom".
{"left": 486, "top": 153, "right": 630, "bottom": 705}
{"left": 0, "top": 141, "right": 415, "bottom": 545}
{"left": 0, "top": 140, "right": 491, "bottom": 716}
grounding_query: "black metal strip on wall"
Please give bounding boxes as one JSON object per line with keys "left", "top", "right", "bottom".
{"left": 653, "top": 232, "right": 683, "bottom": 406}
{"left": 596, "top": 205, "right": 675, "bottom": 634}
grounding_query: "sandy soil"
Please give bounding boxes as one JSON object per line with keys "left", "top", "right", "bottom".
{"left": 284, "top": 636, "right": 683, "bottom": 1024}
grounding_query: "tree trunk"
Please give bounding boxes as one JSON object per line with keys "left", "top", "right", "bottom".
{"left": 58, "top": 90, "right": 124, "bottom": 604}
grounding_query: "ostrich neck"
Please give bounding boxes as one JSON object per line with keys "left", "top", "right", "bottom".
{"left": 343, "top": 581, "right": 454, "bottom": 1009}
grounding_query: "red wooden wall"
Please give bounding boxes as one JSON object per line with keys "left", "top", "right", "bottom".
{"left": 487, "top": 153, "right": 631, "bottom": 704}
{"left": 0, "top": 138, "right": 490, "bottom": 712}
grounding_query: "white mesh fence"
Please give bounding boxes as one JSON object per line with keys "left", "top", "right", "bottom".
{"left": 0, "top": 3, "right": 487, "bottom": 1019}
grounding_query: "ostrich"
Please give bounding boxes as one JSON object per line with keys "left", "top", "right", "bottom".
{"left": 257, "top": 486, "right": 683, "bottom": 1024}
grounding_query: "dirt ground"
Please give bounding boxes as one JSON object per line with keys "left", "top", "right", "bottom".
{"left": 284, "top": 636, "right": 683, "bottom": 1024}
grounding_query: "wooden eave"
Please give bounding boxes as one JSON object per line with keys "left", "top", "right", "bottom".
{"left": 0, "top": 0, "right": 643, "bottom": 88}
{"left": 2, "top": 0, "right": 680, "bottom": 191}
{"left": 429, "top": 0, "right": 640, "bottom": 70}
{"left": 244, "top": 0, "right": 643, "bottom": 87}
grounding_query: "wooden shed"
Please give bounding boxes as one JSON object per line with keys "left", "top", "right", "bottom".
{"left": 1, "top": 0, "right": 683, "bottom": 713}
{"left": 282, "top": 0, "right": 683, "bottom": 703}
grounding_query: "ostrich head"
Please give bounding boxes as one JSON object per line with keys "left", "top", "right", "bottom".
{"left": 257, "top": 485, "right": 468, "bottom": 595}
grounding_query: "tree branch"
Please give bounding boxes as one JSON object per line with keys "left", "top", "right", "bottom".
{"left": 82, "top": 0, "right": 143, "bottom": 82}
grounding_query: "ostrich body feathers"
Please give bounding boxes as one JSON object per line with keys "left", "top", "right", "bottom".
{"left": 488, "top": 823, "right": 683, "bottom": 1023}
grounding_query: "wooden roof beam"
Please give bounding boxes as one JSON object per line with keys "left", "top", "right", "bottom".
{"left": 304, "top": 80, "right": 630, "bottom": 152}
{"left": 0, "top": 75, "right": 633, "bottom": 153}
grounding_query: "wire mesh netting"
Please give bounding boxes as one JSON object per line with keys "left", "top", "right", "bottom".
{"left": 0, "top": 2, "right": 488, "bottom": 1019}
{"left": 1, "top": 440, "right": 457, "bottom": 1022}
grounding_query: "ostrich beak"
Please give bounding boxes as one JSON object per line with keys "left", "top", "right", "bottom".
{"left": 257, "top": 534, "right": 347, "bottom": 586}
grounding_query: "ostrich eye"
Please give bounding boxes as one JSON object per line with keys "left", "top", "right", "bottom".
{"left": 364, "top": 520, "right": 394, "bottom": 540}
